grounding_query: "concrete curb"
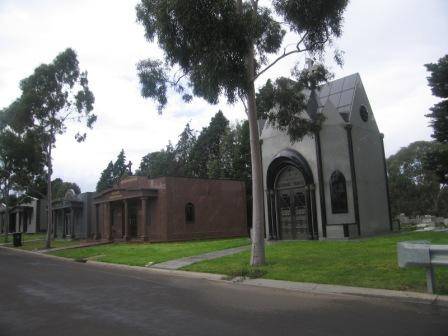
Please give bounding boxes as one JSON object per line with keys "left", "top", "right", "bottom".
{"left": 238, "top": 278, "right": 448, "bottom": 307}
{"left": 0, "top": 244, "right": 74, "bottom": 261}
{"left": 1, "top": 245, "right": 447, "bottom": 307}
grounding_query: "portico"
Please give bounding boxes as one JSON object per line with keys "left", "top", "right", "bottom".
{"left": 93, "top": 184, "right": 157, "bottom": 241}
{"left": 52, "top": 198, "right": 83, "bottom": 238}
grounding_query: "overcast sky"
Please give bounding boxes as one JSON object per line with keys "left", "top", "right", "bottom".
{"left": 1, "top": 0, "right": 447, "bottom": 192}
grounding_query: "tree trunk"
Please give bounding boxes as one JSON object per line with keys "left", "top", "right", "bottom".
{"left": 45, "top": 143, "right": 53, "bottom": 249}
{"left": 3, "top": 208, "right": 9, "bottom": 243}
{"left": 237, "top": 0, "right": 265, "bottom": 266}
{"left": 246, "top": 47, "right": 266, "bottom": 266}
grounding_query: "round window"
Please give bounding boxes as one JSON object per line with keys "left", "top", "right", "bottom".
{"left": 360, "top": 105, "right": 368, "bottom": 122}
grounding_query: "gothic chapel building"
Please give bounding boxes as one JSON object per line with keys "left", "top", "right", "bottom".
{"left": 260, "top": 73, "right": 392, "bottom": 240}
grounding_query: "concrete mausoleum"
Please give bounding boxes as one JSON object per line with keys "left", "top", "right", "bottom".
{"left": 260, "top": 73, "right": 392, "bottom": 240}
{"left": 52, "top": 190, "right": 95, "bottom": 239}
{"left": 0, "top": 198, "right": 47, "bottom": 234}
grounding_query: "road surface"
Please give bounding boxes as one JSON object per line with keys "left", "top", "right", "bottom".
{"left": 0, "top": 248, "right": 446, "bottom": 336}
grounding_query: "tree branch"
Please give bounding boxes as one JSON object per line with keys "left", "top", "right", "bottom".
{"left": 254, "top": 49, "right": 300, "bottom": 81}
{"left": 60, "top": 109, "right": 74, "bottom": 123}
{"left": 173, "top": 73, "right": 187, "bottom": 86}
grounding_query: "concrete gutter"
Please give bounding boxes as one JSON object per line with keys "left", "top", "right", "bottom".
{"left": 1, "top": 245, "right": 447, "bottom": 307}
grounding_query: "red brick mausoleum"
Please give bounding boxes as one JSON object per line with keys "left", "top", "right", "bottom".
{"left": 91, "top": 176, "right": 247, "bottom": 242}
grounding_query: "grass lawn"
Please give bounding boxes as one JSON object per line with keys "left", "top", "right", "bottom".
{"left": 16, "top": 239, "right": 84, "bottom": 251}
{"left": 22, "top": 233, "right": 46, "bottom": 241}
{"left": 2, "top": 232, "right": 46, "bottom": 244}
{"left": 184, "top": 231, "right": 448, "bottom": 294}
{"left": 51, "top": 237, "right": 250, "bottom": 266}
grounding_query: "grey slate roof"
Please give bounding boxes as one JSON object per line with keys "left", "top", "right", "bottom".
{"left": 315, "top": 73, "right": 359, "bottom": 122}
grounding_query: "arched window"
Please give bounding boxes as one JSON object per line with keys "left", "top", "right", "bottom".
{"left": 185, "top": 203, "right": 195, "bottom": 223}
{"left": 330, "top": 171, "right": 348, "bottom": 214}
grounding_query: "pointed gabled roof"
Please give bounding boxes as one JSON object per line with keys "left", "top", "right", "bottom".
{"left": 259, "top": 73, "right": 374, "bottom": 138}
{"left": 315, "top": 73, "right": 359, "bottom": 123}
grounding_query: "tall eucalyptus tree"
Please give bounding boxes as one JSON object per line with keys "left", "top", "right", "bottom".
{"left": 2, "top": 49, "right": 95, "bottom": 248}
{"left": 136, "top": 0, "right": 349, "bottom": 265}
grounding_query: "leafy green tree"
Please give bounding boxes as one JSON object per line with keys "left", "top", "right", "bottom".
{"left": 0, "top": 114, "right": 44, "bottom": 241}
{"left": 387, "top": 141, "right": 448, "bottom": 217}
{"left": 2, "top": 48, "right": 95, "bottom": 248}
{"left": 424, "top": 55, "right": 448, "bottom": 189}
{"left": 190, "top": 111, "right": 230, "bottom": 178}
{"left": 25, "top": 176, "right": 81, "bottom": 200}
{"left": 137, "top": 143, "right": 176, "bottom": 178}
{"left": 424, "top": 143, "right": 448, "bottom": 186}
{"left": 135, "top": 0, "right": 349, "bottom": 265}
{"left": 425, "top": 55, "right": 448, "bottom": 143}
{"left": 256, "top": 73, "right": 328, "bottom": 142}
{"left": 51, "top": 178, "right": 81, "bottom": 199}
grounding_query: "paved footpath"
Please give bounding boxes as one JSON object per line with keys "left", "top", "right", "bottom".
{"left": 150, "top": 245, "right": 250, "bottom": 269}
{"left": 1, "top": 247, "right": 447, "bottom": 336}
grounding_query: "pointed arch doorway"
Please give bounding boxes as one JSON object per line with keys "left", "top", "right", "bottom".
{"left": 266, "top": 149, "right": 319, "bottom": 240}
{"left": 275, "top": 166, "right": 309, "bottom": 239}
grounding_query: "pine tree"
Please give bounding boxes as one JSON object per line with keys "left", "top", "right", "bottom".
{"left": 96, "top": 161, "right": 114, "bottom": 192}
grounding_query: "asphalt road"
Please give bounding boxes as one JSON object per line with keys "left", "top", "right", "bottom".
{"left": 0, "top": 248, "right": 447, "bottom": 336}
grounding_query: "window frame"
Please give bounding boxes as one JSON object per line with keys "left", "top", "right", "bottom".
{"left": 185, "top": 202, "right": 195, "bottom": 223}
{"left": 329, "top": 170, "right": 349, "bottom": 214}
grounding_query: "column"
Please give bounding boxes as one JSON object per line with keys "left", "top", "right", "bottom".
{"left": 267, "top": 190, "right": 276, "bottom": 240}
{"left": 140, "top": 197, "right": 148, "bottom": 241}
{"left": 104, "top": 202, "right": 112, "bottom": 241}
{"left": 18, "top": 212, "right": 22, "bottom": 232}
{"left": 94, "top": 204, "right": 100, "bottom": 240}
{"left": 62, "top": 210, "right": 66, "bottom": 238}
{"left": 70, "top": 208, "right": 75, "bottom": 239}
{"left": 345, "top": 124, "right": 361, "bottom": 236}
{"left": 123, "top": 200, "right": 130, "bottom": 241}
{"left": 309, "top": 184, "right": 318, "bottom": 239}
{"left": 52, "top": 210, "right": 57, "bottom": 238}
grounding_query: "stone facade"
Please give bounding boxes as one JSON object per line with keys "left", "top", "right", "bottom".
{"left": 52, "top": 191, "right": 95, "bottom": 239}
{"left": 260, "top": 73, "right": 391, "bottom": 240}
{"left": 0, "top": 198, "right": 47, "bottom": 234}
{"left": 93, "top": 176, "right": 247, "bottom": 242}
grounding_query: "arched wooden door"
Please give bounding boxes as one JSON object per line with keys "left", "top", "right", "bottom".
{"left": 275, "top": 166, "right": 309, "bottom": 240}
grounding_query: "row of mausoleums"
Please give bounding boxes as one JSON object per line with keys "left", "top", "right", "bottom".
{"left": 1, "top": 73, "right": 392, "bottom": 242}
{"left": 1, "top": 176, "right": 248, "bottom": 242}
